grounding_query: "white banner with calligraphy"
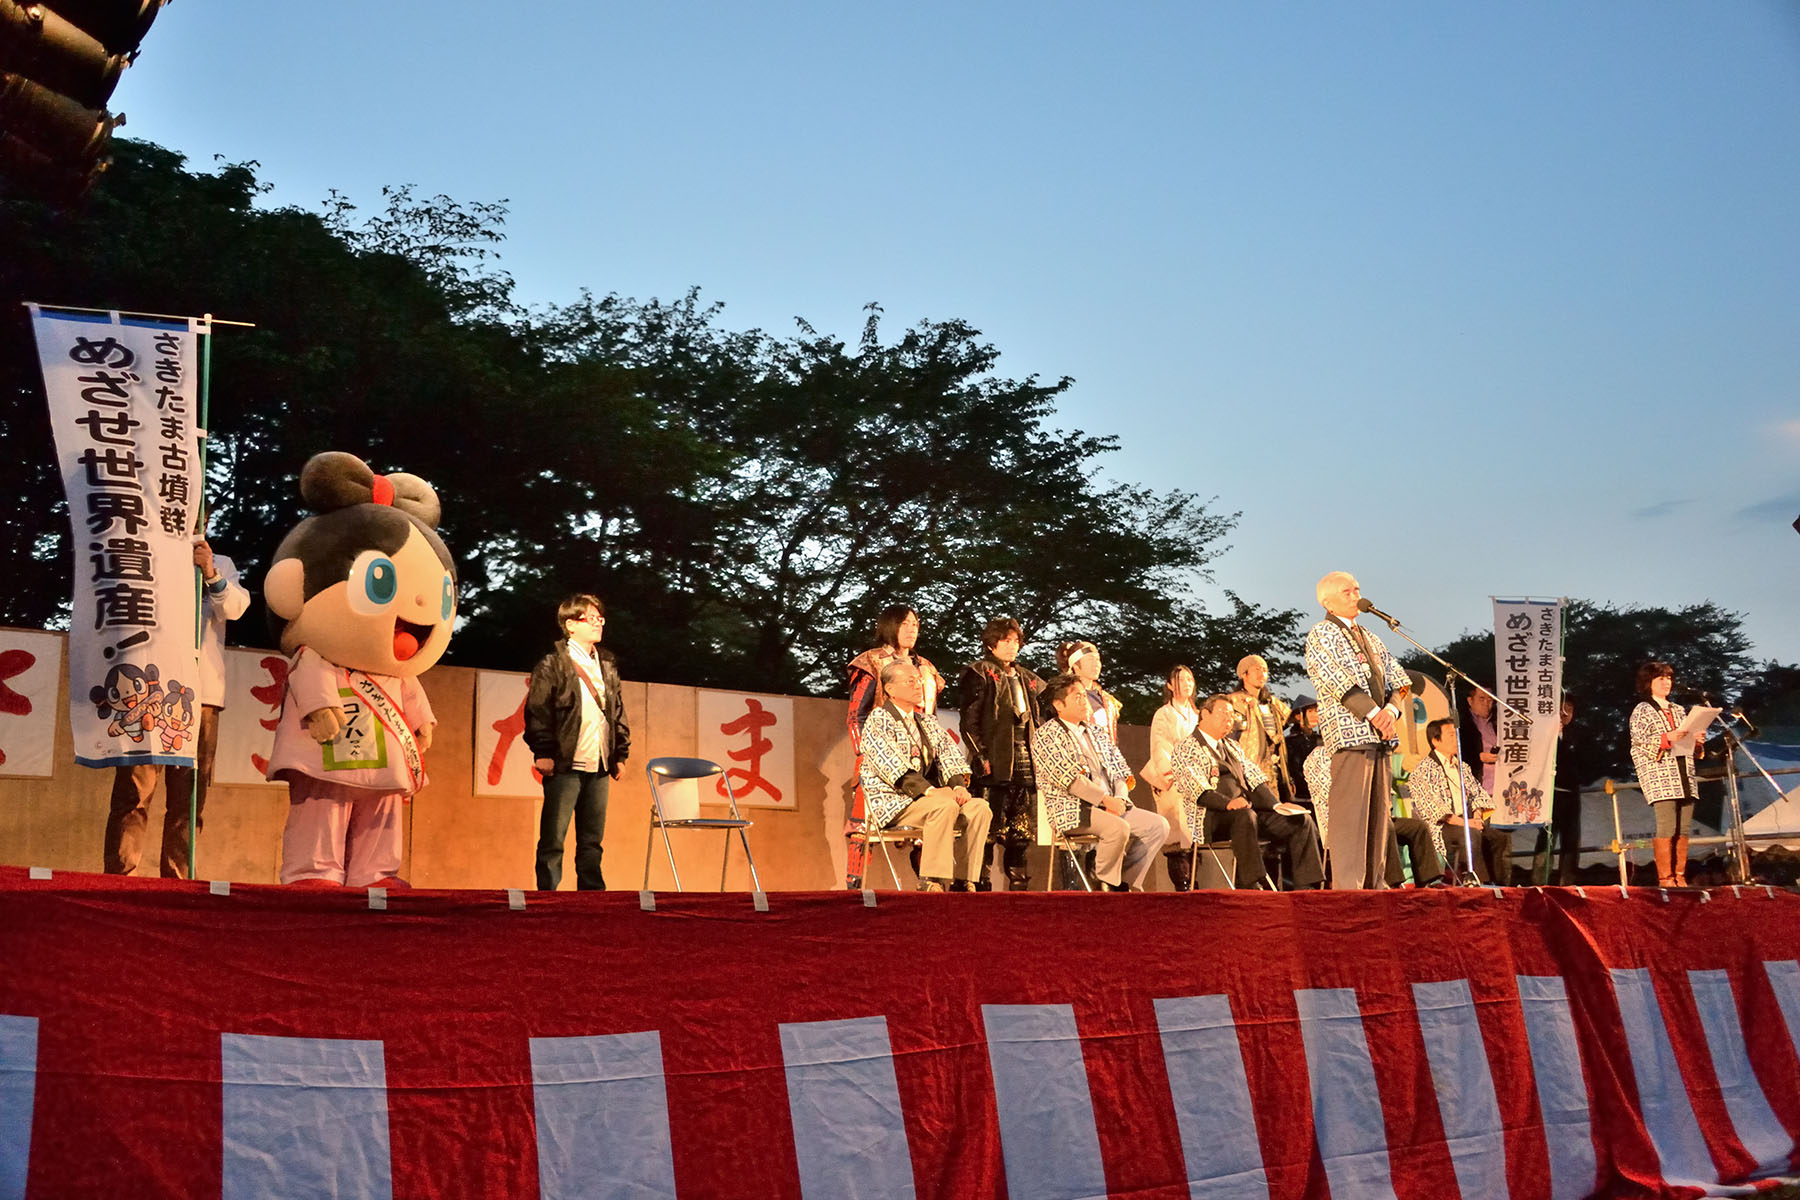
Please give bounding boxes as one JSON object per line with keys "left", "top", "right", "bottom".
{"left": 0, "top": 629, "right": 65, "bottom": 778}
{"left": 30, "top": 307, "right": 204, "bottom": 769}
{"left": 213, "top": 647, "right": 288, "bottom": 787}
{"left": 1491, "top": 597, "right": 1564, "bottom": 825}
{"left": 474, "top": 670, "right": 539, "bottom": 798}
{"left": 696, "top": 690, "right": 795, "bottom": 810}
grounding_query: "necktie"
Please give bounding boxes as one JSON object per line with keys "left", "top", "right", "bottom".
{"left": 1217, "top": 739, "right": 1245, "bottom": 787}
{"left": 1348, "top": 622, "right": 1386, "bottom": 703}
{"left": 1078, "top": 724, "right": 1106, "bottom": 788}
{"left": 911, "top": 714, "right": 935, "bottom": 772}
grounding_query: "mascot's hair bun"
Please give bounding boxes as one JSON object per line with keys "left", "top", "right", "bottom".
{"left": 300, "top": 451, "right": 443, "bottom": 529}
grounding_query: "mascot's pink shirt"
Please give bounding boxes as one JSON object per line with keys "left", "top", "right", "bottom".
{"left": 265, "top": 646, "right": 434, "bottom": 794}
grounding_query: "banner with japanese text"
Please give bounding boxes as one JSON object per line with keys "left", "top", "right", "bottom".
{"left": 1491, "top": 597, "right": 1564, "bottom": 825}
{"left": 30, "top": 308, "right": 205, "bottom": 769}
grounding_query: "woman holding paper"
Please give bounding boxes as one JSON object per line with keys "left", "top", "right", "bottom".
{"left": 1628, "top": 660, "right": 1702, "bottom": 887}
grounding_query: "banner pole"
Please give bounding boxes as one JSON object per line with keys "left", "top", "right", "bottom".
{"left": 186, "top": 316, "right": 218, "bottom": 881}
{"left": 17, "top": 301, "right": 254, "bottom": 328}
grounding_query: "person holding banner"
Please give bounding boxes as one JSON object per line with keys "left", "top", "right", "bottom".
{"left": 526, "top": 594, "right": 631, "bottom": 891}
{"left": 1629, "top": 660, "right": 1702, "bottom": 888}
{"left": 1459, "top": 689, "right": 1500, "bottom": 795}
{"left": 263, "top": 453, "right": 456, "bottom": 889}
{"left": 1304, "top": 571, "right": 1411, "bottom": 889}
{"left": 103, "top": 535, "right": 248, "bottom": 878}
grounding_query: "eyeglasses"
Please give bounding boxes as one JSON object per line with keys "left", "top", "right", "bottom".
{"left": 577, "top": 614, "right": 605, "bottom": 625}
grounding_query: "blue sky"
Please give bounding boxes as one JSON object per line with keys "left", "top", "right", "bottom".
{"left": 114, "top": 1, "right": 1800, "bottom": 668}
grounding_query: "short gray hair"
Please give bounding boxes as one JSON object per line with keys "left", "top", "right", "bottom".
{"left": 1315, "top": 571, "right": 1356, "bottom": 607}
{"left": 879, "top": 658, "right": 916, "bottom": 688}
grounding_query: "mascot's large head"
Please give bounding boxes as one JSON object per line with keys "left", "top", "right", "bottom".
{"left": 265, "top": 451, "right": 456, "bottom": 676}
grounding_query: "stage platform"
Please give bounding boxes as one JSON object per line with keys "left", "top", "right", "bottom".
{"left": 2, "top": 867, "right": 1798, "bottom": 1199}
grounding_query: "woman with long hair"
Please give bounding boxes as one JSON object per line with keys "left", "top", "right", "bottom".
{"left": 845, "top": 605, "right": 946, "bottom": 889}
{"left": 1142, "top": 664, "right": 1200, "bottom": 889}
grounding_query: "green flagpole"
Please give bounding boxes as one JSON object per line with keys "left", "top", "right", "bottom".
{"left": 188, "top": 315, "right": 214, "bottom": 881}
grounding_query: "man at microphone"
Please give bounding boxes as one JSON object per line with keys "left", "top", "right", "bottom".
{"left": 1304, "top": 572, "right": 1412, "bottom": 889}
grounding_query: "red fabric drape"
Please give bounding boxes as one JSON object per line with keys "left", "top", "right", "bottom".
{"left": 1, "top": 867, "right": 1797, "bottom": 1199}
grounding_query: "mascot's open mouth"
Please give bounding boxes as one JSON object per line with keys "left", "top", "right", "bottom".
{"left": 393, "top": 619, "right": 435, "bottom": 661}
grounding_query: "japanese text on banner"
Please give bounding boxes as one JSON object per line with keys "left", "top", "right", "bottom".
{"left": 29, "top": 308, "right": 203, "bottom": 769}
{"left": 1491, "top": 598, "right": 1563, "bottom": 825}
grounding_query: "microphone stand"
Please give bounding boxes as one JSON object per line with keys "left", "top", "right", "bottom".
{"left": 1362, "top": 609, "right": 1533, "bottom": 887}
{"left": 1700, "top": 701, "right": 1782, "bottom": 884}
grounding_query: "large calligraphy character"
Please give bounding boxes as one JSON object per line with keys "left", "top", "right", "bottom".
{"left": 248, "top": 654, "right": 291, "bottom": 776}
{"left": 718, "top": 697, "right": 782, "bottom": 803}
{"left": 0, "top": 648, "right": 37, "bottom": 767}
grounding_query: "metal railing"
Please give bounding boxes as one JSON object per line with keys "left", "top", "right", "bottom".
{"left": 1597, "top": 764, "right": 1800, "bottom": 885}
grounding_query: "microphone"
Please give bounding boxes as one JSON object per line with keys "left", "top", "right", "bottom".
{"left": 1730, "top": 707, "right": 1761, "bottom": 738}
{"left": 1355, "top": 597, "right": 1401, "bottom": 629}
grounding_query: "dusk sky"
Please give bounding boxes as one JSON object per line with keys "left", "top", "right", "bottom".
{"left": 113, "top": 1, "right": 1800, "bottom": 671}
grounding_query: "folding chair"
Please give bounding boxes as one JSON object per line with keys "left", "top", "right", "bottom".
{"left": 851, "top": 822, "right": 924, "bottom": 890}
{"left": 642, "top": 757, "right": 761, "bottom": 892}
{"left": 1047, "top": 828, "right": 1103, "bottom": 891}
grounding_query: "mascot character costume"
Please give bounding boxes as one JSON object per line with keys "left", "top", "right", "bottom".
{"left": 263, "top": 451, "right": 456, "bottom": 887}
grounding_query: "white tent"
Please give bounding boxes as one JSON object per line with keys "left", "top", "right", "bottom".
{"left": 1735, "top": 742, "right": 1800, "bottom": 845}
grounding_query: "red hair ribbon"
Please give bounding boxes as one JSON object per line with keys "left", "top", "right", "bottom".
{"left": 370, "top": 474, "right": 395, "bottom": 506}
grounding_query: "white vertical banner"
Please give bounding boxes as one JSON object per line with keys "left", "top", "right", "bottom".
{"left": 213, "top": 646, "right": 288, "bottom": 786}
{"left": 0, "top": 629, "right": 65, "bottom": 777}
{"left": 473, "top": 670, "right": 538, "bottom": 798}
{"left": 29, "top": 308, "right": 204, "bottom": 769}
{"left": 695, "top": 690, "right": 795, "bottom": 809}
{"left": 1491, "top": 598, "right": 1563, "bottom": 825}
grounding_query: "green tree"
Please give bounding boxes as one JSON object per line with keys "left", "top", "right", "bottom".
{"left": 4, "top": 139, "right": 1300, "bottom": 705}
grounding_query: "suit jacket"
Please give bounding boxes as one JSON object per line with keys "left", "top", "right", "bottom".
{"left": 1304, "top": 617, "right": 1408, "bottom": 751}
{"left": 1033, "top": 716, "right": 1135, "bottom": 833}
{"left": 1170, "top": 732, "right": 1275, "bottom": 811}
{"left": 1406, "top": 752, "right": 1491, "bottom": 864}
{"left": 1629, "top": 700, "right": 1695, "bottom": 803}
{"left": 858, "top": 703, "right": 972, "bottom": 829}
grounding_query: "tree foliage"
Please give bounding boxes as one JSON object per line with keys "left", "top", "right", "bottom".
{"left": 1, "top": 139, "right": 1299, "bottom": 713}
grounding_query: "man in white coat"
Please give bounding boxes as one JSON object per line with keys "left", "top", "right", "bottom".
{"left": 1303, "top": 571, "right": 1411, "bottom": 889}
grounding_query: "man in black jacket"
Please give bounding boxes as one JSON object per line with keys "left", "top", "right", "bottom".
{"left": 525, "top": 594, "right": 631, "bottom": 890}
{"left": 958, "top": 617, "right": 1044, "bottom": 890}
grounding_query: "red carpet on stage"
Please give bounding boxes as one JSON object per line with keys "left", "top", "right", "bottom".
{"left": 1, "top": 867, "right": 1798, "bottom": 1200}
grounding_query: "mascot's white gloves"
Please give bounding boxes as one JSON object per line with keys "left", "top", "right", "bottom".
{"left": 304, "top": 706, "right": 348, "bottom": 743}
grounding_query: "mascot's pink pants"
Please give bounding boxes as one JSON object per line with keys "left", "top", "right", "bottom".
{"left": 279, "top": 776, "right": 404, "bottom": 887}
